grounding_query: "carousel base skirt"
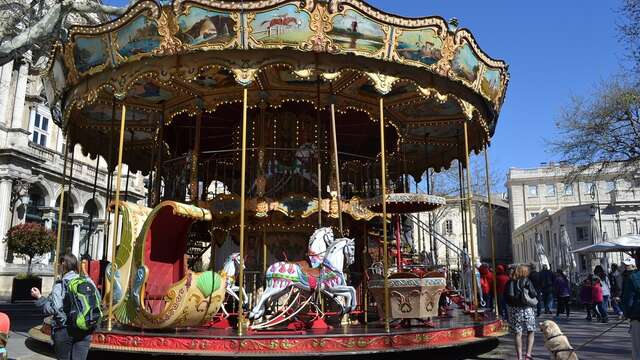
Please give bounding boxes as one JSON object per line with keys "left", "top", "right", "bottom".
{"left": 28, "top": 315, "right": 506, "bottom": 357}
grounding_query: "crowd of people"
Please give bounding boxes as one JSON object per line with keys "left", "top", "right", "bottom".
{"left": 475, "top": 258, "right": 640, "bottom": 360}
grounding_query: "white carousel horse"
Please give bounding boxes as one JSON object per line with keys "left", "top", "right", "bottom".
{"left": 248, "top": 227, "right": 332, "bottom": 321}
{"left": 249, "top": 236, "right": 356, "bottom": 321}
{"left": 219, "top": 252, "right": 248, "bottom": 317}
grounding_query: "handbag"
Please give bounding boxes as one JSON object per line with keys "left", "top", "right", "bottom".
{"left": 519, "top": 279, "right": 538, "bottom": 307}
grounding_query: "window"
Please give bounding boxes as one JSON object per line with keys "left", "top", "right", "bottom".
{"left": 443, "top": 220, "right": 453, "bottom": 235}
{"left": 31, "top": 112, "right": 49, "bottom": 147}
{"left": 527, "top": 185, "right": 538, "bottom": 197}
{"left": 546, "top": 184, "right": 556, "bottom": 197}
{"left": 576, "top": 226, "right": 589, "bottom": 242}
{"left": 606, "top": 181, "right": 616, "bottom": 192}
{"left": 584, "top": 182, "right": 594, "bottom": 194}
{"left": 530, "top": 212, "right": 539, "bottom": 219}
{"left": 564, "top": 183, "right": 573, "bottom": 196}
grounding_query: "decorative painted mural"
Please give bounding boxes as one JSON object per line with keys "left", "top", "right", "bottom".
{"left": 328, "top": 9, "right": 385, "bottom": 54}
{"left": 82, "top": 103, "right": 113, "bottom": 122}
{"left": 396, "top": 28, "right": 443, "bottom": 66}
{"left": 128, "top": 82, "right": 174, "bottom": 103}
{"left": 480, "top": 67, "right": 502, "bottom": 103}
{"left": 115, "top": 15, "right": 161, "bottom": 58}
{"left": 396, "top": 99, "right": 460, "bottom": 119}
{"left": 191, "top": 70, "right": 235, "bottom": 91}
{"left": 74, "top": 37, "right": 107, "bottom": 73}
{"left": 452, "top": 43, "right": 480, "bottom": 83}
{"left": 83, "top": 103, "right": 151, "bottom": 123}
{"left": 177, "top": 7, "right": 236, "bottom": 46}
{"left": 251, "top": 4, "right": 313, "bottom": 46}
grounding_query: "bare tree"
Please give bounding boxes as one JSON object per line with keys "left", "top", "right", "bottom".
{"left": 0, "top": 0, "right": 130, "bottom": 67}
{"left": 550, "top": 78, "right": 640, "bottom": 179}
{"left": 620, "top": 0, "right": 640, "bottom": 73}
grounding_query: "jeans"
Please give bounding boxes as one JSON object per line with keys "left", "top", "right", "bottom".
{"left": 542, "top": 291, "right": 554, "bottom": 313}
{"left": 612, "top": 297, "right": 624, "bottom": 315}
{"left": 52, "top": 327, "right": 91, "bottom": 360}
{"left": 556, "top": 296, "right": 570, "bottom": 317}
{"left": 585, "top": 303, "right": 598, "bottom": 320}
{"left": 498, "top": 295, "right": 508, "bottom": 319}
{"left": 597, "top": 299, "right": 609, "bottom": 321}
{"left": 632, "top": 320, "right": 640, "bottom": 360}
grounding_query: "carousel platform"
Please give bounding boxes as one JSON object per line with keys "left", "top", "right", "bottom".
{"left": 28, "top": 312, "right": 505, "bottom": 357}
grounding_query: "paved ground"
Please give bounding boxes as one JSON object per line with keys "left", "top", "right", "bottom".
{"left": 0, "top": 302, "right": 632, "bottom": 359}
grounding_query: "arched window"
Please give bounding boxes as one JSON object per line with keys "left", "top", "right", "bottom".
{"left": 54, "top": 192, "right": 76, "bottom": 254}
{"left": 25, "top": 187, "right": 46, "bottom": 224}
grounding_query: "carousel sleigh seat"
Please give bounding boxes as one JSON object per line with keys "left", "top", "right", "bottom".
{"left": 116, "top": 201, "right": 227, "bottom": 329}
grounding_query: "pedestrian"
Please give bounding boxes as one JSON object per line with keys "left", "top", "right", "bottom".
{"left": 506, "top": 264, "right": 537, "bottom": 360}
{"left": 0, "top": 312, "right": 9, "bottom": 360}
{"left": 528, "top": 263, "right": 543, "bottom": 316}
{"left": 496, "top": 264, "right": 510, "bottom": 319}
{"left": 580, "top": 277, "right": 595, "bottom": 321}
{"left": 621, "top": 257, "right": 640, "bottom": 360}
{"left": 592, "top": 277, "right": 606, "bottom": 322}
{"left": 610, "top": 263, "right": 624, "bottom": 320}
{"left": 30, "top": 254, "right": 92, "bottom": 360}
{"left": 540, "top": 264, "right": 555, "bottom": 314}
{"left": 594, "top": 265, "right": 610, "bottom": 322}
{"left": 480, "top": 263, "right": 494, "bottom": 309}
{"left": 554, "top": 269, "right": 571, "bottom": 319}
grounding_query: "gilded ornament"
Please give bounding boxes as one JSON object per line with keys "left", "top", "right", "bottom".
{"left": 364, "top": 73, "right": 398, "bottom": 95}
{"left": 231, "top": 68, "right": 258, "bottom": 86}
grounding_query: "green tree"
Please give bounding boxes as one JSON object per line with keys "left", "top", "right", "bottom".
{"left": 5, "top": 223, "right": 56, "bottom": 275}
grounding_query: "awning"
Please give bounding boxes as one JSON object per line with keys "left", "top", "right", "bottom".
{"left": 572, "top": 235, "right": 640, "bottom": 254}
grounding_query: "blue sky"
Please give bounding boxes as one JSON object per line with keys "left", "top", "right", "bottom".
{"left": 106, "top": 0, "right": 627, "bottom": 188}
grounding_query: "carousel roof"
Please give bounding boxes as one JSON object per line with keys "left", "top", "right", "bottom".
{"left": 43, "top": 0, "right": 509, "bottom": 174}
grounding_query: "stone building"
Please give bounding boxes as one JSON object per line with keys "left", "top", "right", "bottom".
{"left": 0, "top": 58, "right": 146, "bottom": 274}
{"left": 413, "top": 194, "right": 513, "bottom": 269}
{"left": 507, "top": 163, "right": 640, "bottom": 272}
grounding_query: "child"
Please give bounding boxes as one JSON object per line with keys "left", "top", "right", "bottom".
{"left": 580, "top": 277, "right": 594, "bottom": 321}
{"left": 592, "top": 277, "right": 606, "bottom": 322}
{"left": 0, "top": 312, "right": 9, "bottom": 360}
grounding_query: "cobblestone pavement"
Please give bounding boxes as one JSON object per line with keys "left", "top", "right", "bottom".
{"left": 0, "top": 302, "right": 632, "bottom": 360}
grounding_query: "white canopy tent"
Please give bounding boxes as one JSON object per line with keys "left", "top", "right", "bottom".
{"left": 572, "top": 235, "right": 640, "bottom": 254}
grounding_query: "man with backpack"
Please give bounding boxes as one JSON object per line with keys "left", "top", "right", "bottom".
{"left": 31, "top": 254, "right": 102, "bottom": 360}
{"left": 621, "top": 257, "right": 640, "bottom": 360}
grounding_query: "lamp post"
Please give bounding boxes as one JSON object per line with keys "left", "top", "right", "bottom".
{"left": 590, "top": 183, "right": 603, "bottom": 242}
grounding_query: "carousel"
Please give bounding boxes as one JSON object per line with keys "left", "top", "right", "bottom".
{"left": 28, "top": 0, "right": 509, "bottom": 356}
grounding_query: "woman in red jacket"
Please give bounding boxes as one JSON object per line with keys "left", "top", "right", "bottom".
{"left": 479, "top": 264, "right": 494, "bottom": 309}
{"left": 496, "top": 264, "right": 510, "bottom": 318}
{"left": 592, "top": 277, "right": 604, "bottom": 321}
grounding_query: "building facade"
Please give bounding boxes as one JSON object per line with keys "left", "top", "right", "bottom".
{"left": 413, "top": 194, "right": 513, "bottom": 269}
{"left": 0, "top": 56, "right": 146, "bottom": 272}
{"left": 508, "top": 164, "right": 640, "bottom": 272}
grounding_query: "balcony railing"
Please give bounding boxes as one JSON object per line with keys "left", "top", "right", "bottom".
{"left": 610, "top": 189, "right": 640, "bottom": 206}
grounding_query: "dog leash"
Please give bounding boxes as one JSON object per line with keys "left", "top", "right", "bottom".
{"left": 572, "top": 318, "right": 627, "bottom": 351}
{"left": 526, "top": 318, "right": 628, "bottom": 360}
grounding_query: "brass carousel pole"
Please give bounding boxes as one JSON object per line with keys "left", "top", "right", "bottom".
{"left": 379, "top": 97, "right": 390, "bottom": 332}
{"left": 238, "top": 88, "right": 249, "bottom": 336}
{"left": 484, "top": 146, "right": 499, "bottom": 317}
{"left": 463, "top": 121, "right": 479, "bottom": 314}
{"left": 107, "top": 102, "right": 127, "bottom": 332}
{"left": 262, "top": 226, "right": 267, "bottom": 275}
{"left": 53, "top": 133, "right": 70, "bottom": 278}
{"left": 191, "top": 110, "right": 203, "bottom": 204}
{"left": 316, "top": 74, "right": 322, "bottom": 228}
{"left": 330, "top": 103, "right": 343, "bottom": 235}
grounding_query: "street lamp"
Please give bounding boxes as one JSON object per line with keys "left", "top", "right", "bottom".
{"left": 589, "top": 183, "right": 603, "bottom": 243}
